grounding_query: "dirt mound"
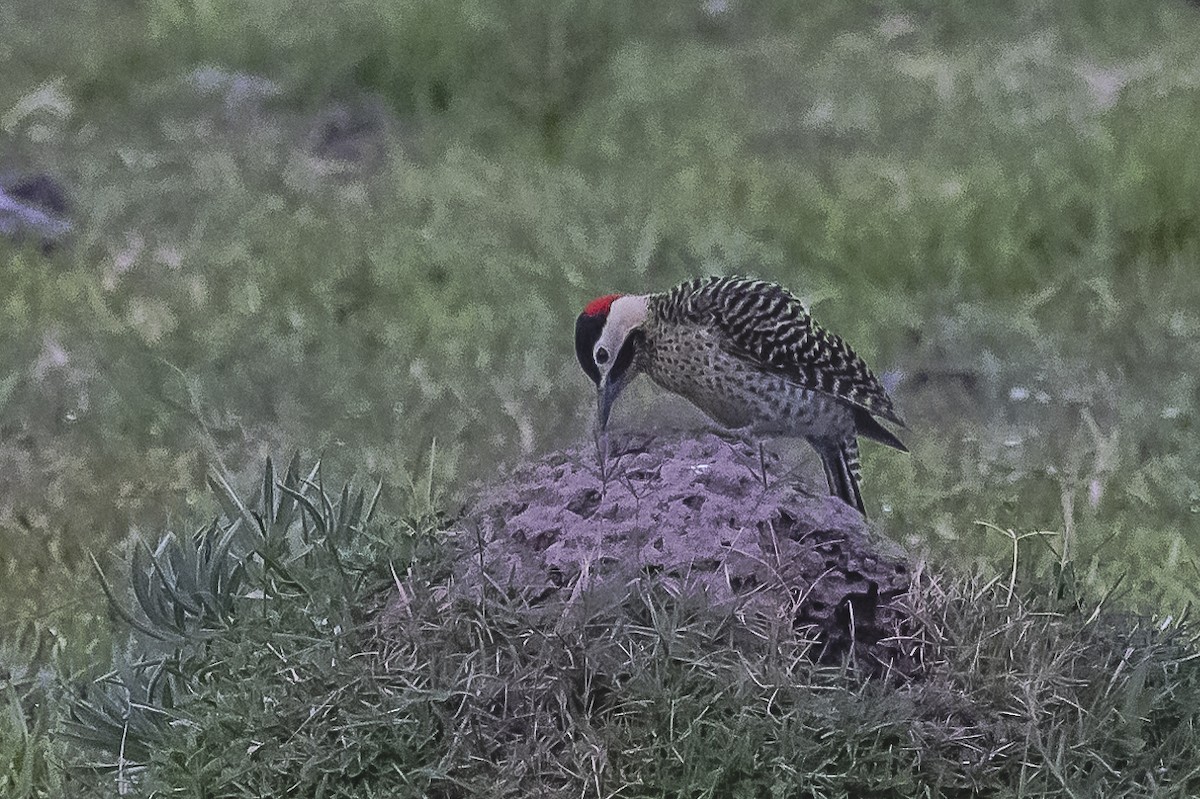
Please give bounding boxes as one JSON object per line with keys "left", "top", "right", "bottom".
{"left": 451, "top": 431, "right": 916, "bottom": 675}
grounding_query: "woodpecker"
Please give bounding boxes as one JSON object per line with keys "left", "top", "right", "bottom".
{"left": 574, "top": 275, "right": 907, "bottom": 516}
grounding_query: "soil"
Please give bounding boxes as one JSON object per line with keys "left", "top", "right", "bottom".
{"left": 447, "top": 430, "right": 918, "bottom": 676}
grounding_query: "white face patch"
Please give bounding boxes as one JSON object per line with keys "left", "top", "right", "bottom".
{"left": 595, "top": 295, "right": 648, "bottom": 379}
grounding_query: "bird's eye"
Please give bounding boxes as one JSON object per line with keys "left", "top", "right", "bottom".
{"left": 595, "top": 347, "right": 610, "bottom": 365}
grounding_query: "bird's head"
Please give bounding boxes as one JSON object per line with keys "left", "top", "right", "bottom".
{"left": 574, "top": 292, "right": 648, "bottom": 430}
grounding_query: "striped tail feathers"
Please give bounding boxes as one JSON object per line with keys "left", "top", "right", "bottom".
{"left": 818, "top": 438, "right": 866, "bottom": 517}
{"left": 852, "top": 406, "right": 907, "bottom": 452}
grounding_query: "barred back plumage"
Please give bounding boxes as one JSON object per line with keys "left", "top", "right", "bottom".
{"left": 649, "top": 276, "right": 904, "bottom": 428}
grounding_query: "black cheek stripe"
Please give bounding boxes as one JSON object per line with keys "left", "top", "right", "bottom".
{"left": 609, "top": 330, "right": 644, "bottom": 385}
{"left": 575, "top": 314, "right": 604, "bottom": 385}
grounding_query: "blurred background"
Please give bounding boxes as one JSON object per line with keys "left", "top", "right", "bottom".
{"left": 3, "top": 0, "right": 1200, "bottom": 650}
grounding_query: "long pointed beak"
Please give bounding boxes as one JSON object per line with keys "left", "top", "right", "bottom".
{"left": 597, "top": 377, "right": 622, "bottom": 431}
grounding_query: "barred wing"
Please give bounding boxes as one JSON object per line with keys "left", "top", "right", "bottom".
{"left": 664, "top": 276, "right": 905, "bottom": 428}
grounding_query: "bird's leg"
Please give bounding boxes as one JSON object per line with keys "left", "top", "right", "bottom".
{"left": 715, "top": 428, "right": 773, "bottom": 489}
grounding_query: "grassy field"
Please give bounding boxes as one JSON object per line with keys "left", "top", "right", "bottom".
{"left": 4, "top": 0, "right": 1200, "bottom": 794}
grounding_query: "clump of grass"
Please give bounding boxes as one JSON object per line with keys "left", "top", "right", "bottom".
{"left": 60, "top": 455, "right": 447, "bottom": 796}
{"left": 375, "top": 557, "right": 1200, "bottom": 797}
{"left": 905, "top": 565, "right": 1200, "bottom": 795}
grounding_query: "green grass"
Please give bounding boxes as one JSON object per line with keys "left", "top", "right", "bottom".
{"left": 14, "top": 459, "right": 1198, "bottom": 797}
{"left": 4, "top": 0, "right": 1200, "bottom": 794}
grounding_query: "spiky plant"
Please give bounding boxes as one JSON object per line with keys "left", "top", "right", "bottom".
{"left": 64, "top": 455, "right": 389, "bottom": 791}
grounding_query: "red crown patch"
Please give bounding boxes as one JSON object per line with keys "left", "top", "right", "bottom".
{"left": 582, "top": 293, "right": 622, "bottom": 317}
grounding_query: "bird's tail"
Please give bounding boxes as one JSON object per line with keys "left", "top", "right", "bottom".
{"left": 819, "top": 439, "right": 866, "bottom": 517}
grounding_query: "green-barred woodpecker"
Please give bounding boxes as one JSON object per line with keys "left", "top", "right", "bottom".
{"left": 574, "top": 276, "right": 907, "bottom": 516}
